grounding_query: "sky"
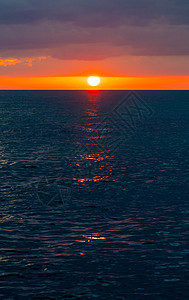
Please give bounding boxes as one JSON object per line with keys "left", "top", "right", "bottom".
{"left": 0, "top": 0, "right": 189, "bottom": 89}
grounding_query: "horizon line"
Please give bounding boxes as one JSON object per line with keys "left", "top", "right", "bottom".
{"left": 0, "top": 76, "right": 188, "bottom": 90}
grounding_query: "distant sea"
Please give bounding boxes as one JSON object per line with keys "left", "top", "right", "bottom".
{"left": 0, "top": 90, "right": 188, "bottom": 299}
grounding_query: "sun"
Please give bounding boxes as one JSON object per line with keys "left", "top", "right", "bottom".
{"left": 87, "top": 76, "right": 100, "bottom": 87}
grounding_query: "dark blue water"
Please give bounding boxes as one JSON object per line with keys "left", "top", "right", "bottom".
{"left": 0, "top": 90, "right": 188, "bottom": 299}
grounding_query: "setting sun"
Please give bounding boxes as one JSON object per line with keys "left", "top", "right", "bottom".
{"left": 87, "top": 76, "right": 100, "bottom": 87}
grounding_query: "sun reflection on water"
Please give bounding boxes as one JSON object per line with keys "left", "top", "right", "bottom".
{"left": 72, "top": 91, "right": 115, "bottom": 186}
{"left": 76, "top": 232, "right": 106, "bottom": 243}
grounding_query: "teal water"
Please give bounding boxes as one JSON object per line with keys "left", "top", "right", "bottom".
{"left": 0, "top": 90, "right": 188, "bottom": 299}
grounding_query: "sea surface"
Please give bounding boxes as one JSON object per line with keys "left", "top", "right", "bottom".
{"left": 0, "top": 90, "right": 188, "bottom": 299}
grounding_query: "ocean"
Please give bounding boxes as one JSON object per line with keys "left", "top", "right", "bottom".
{"left": 0, "top": 90, "right": 188, "bottom": 299}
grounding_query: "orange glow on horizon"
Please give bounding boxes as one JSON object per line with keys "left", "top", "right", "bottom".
{"left": 0, "top": 76, "right": 188, "bottom": 90}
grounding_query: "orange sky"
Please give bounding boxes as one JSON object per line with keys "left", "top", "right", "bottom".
{"left": 0, "top": 76, "right": 188, "bottom": 90}
{"left": 0, "top": 1, "right": 188, "bottom": 89}
{"left": 0, "top": 55, "right": 188, "bottom": 89}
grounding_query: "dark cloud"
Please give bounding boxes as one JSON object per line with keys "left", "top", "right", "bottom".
{"left": 0, "top": 0, "right": 188, "bottom": 26}
{"left": 0, "top": 0, "right": 189, "bottom": 59}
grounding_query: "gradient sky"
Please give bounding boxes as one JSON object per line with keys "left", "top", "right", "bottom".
{"left": 0, "top": 0, "right": 189, "bottom": 89}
